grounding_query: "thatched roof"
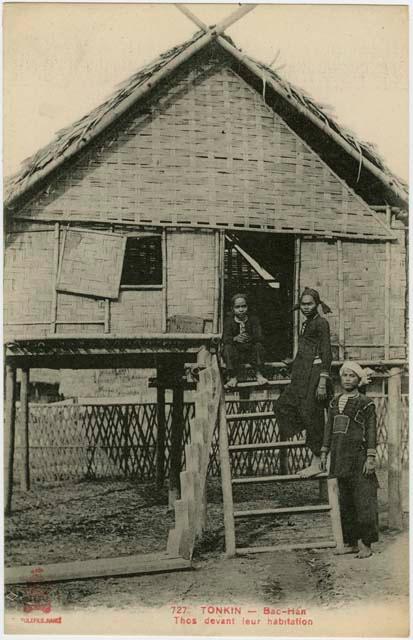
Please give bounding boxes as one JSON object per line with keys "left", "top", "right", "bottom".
{"left": 4, "top": 31, "right": 408, "bottom": 210}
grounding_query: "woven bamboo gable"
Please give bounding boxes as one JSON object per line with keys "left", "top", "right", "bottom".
{"left": 10, "top": 61, "right": 393, "bottom": 241}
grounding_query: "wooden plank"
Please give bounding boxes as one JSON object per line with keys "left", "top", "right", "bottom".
{"left": 226, "top": 411, "right": 275, "bottom": 421}
{"left": 229, "top": 440, "right": 306, "bottom": 452}
{"left": 327, "top": 478, "right": 345, "bottom": 553}
{"left": 156, "top": 383, "right": 166, "bottom": 491}
{"left": 50, "top": 222, "right": 60, "bottom": 333}
{"left": 168, "top": 379, "right": 185, "bottom": 508}
{"left": 232, "top": 473, "right": 327, "bottom": 484}
{"left": 337, "top": 239, "right": 345, "bottom": 360}
{"left": 19, "top": 368, "right": 30, "bottom": 492}
{"left": 234, "top": 505, "right": 331, "bottom": 518}
{"left": 5, "top": 553, "right": 191, "bottom": 585}
{"left": 232, "top": 379, "right": 289, "bottom": 389}
{"left": 384, "top": 205, "right": 391, "bottom": 359}
{"left": 236, "top": 541, "right": 336, "bottom": 555}
{"left": 219, "top": 394, "right": 236, "bottom": 557}
{"left": 4, "top": 365, "right": 17, "bottom": 516}
{"left": 293, "top": 236, "right": 301, "bottom": 356}
{"left": 388, "top": 367, "right": 403, "bottom": 529}
{"left": 104, "top": 299, "right": 110, "bottom": 334}
{"left": 213, "top": 230, "right": 220, "bottom": 333}
{"left": 162, "top": 228, "right": 168, "bottom": 333}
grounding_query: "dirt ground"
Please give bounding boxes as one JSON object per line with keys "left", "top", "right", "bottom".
{"left": 4, "top": 475, "right": 409, "bottom": 636}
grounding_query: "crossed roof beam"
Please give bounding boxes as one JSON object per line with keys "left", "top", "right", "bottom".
{"left": 175, "top": 4, "right": 257, "bottom": 37}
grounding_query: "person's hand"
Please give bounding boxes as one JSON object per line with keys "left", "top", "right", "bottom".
{"left": 234, "top": 334, "right": 249, "bottom": 344}
{"left": 363, "top": 456, "right": 376, "bottom": 476}
{"left": 316, "top": 378, "right": 327, "bottom": 401}
{"left": 320, "top": 452, "right": 328, "bottom": 472}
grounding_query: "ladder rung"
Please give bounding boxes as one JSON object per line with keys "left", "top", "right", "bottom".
{"left": 226, "top": 411, "right": 275, "bottom": 421}
{"left": 229, "top": 440, "right": 306, "bottom": 451}
{"left": 232, "top": 473, "right": 328, "bottom": 484}
{"left": 232, "top": 380, "right": 290, "bottom": 389}
{"left": 234, "top": 504, "right": 331, "bottom": 518}
{"left": 236, "top": 541, "right": 336, "bottom": 554}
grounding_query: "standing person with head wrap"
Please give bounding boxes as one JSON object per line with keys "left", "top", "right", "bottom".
{"left": 274, "top": 287, "right": 333, "bottom": 477}
{"left": 320, "top": 361, "right": 378, "bottom": 558}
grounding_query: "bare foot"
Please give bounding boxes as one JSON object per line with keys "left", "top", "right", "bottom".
{"left": 225, "top": 377, "right": 238, "bottom": 389}
{"left": 256, "top": 373, "right": 268, "bottom": 386}
{"left": 356, "top": 542, "right": 373, "bottom": 559}
{"left": 297, "top": 457, "right": 322, "bottom": 478}
{"left": 334, "top": 544, "right": 358, "bottom": 555}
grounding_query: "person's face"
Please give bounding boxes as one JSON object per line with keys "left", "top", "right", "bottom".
{"left": 300, "top": 294, "right": 317, "bottom": 318}
{"left": 340, "top": 368, "right": 360, "bottom": 392}
{"left": 233, "top": 298, "right": 248, "bottom": 319}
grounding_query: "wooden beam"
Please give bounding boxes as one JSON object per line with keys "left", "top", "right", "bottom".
{"left": 19, "top": 368, "right": 30, "bottom": 491}
{"left": 214, "top": 5, "right": 257, "bottom": 35}
{"left": 213, "top": 231, "right": 220, "bottom": 333}
{"left": 169, "top": 373, "right": 185, "bottom": 508}
{"left": 175, "top": 4, "right": 208, "bottom": 31}
{"left": 50, "top": 222, "right": 60, "bottom": 333}
{"left": 156, "top": 382, "right": 166, "bottom": 491}
{"left": 293, "top": 236, "right": 301, "bottom": 357}
{"left": 162, "top": 228, "right": 168, "bottom": 333}
{"left": 384, "top": 205, "right": 391, "bottom": 359}
{"left": 337, "top": 239, "right": 345, "bottom": 360}
{"left": 327, "top": 478, "right": 345, "bottom": 554}
{"left": 4, "top": 364, "right": 17, "bottom": 515}
{"left": 219, "top": 231, "right": 225, "bottom": 333}
{"left": 387, "top": 367, "right": 403, "bottom": 530}
{"left": 219, "top": 394, "right": 236, "bottom": 557}
{"left": 5, "top": 552, "right": 191, "bottom": 585}
{"left": 104, "top": 300, "right": 110, "bottom": 334}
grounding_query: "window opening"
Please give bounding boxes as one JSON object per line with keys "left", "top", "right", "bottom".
{"left": 121, "top": 236, "right": 162, "bottom": 287}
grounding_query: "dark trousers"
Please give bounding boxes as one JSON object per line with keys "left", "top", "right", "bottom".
{"left": 223, "top": 342, "right": 265, "bottom": 377}
{"left": 338, "top": 473, "right": 379, "bottom": 546}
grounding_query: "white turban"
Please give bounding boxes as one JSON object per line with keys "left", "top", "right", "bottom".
{"left": 339, "top": 361, "right": 372, "bottom": 387}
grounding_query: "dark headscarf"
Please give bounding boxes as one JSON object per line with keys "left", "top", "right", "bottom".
{"left": 231, "top": 293, "right": 248, "bottom": 307}
{"left": 292, "top": 287, "right": 332, "bottom": 314}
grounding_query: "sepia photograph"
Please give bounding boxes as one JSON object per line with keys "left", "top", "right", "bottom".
{"left": 3, "top": 2, "right": 409, "bottom": 636}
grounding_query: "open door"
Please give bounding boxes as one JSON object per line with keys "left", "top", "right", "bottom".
{"left": 224, "top": 232, "right": 294, "bottom": 361}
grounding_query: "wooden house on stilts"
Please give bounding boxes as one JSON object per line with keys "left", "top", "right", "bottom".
{"left": 4, "top": 8, "right": 408, "bottom": 577}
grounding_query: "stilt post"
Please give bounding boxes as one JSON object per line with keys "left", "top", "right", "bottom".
{"left": 168, "top": 364, "right": 185, "bottom": 508}
{"left": 219, "top": 393, "right": 236, "bottom": 557}
{"left": 19, "top": 368, "right": 30, "bottom": 491}
{"left": 156, "top": 381, "right": 166, "bottom": 492}
{"left": 327, "top": 477, "right": 345, "bottom": 553}
{"left": 4, "top": 364, "right": 17, "bottom": 516}
{"left": 388, "top": 367, "right": 403, "bottom": 530}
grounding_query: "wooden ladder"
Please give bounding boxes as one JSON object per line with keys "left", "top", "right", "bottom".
{"left": 218, "top": 384, "right": 345, "bottom": 556}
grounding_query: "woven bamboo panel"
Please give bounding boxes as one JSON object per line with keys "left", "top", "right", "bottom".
{"left": 57, "top": 229, "right": 126, "bottom": 299}
{"left": 301, "top": 238, "right": 406, "bottom": 360}
{"left": 4, "top": 232, "right": 54, "bottom": 326}
{"left": 167, "top": 230, "right": 215, "bottom": 322}
{"left": 110, "top": 290, "right": 163, "bottom": 333}
{"left": 13, "top": 390, "right": 408, "bottom": 484}
{"left": 17, "top": 63, "right": 391, "bottom": 240}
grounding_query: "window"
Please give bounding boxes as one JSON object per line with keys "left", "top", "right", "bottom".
{"left": 120, "top": 236, "right": 162, "bottom": 287}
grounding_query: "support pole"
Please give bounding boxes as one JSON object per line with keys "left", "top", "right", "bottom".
{"left": 337, "top": 240, "right": 345, "bottom": 360}
{"left": 293, "top": 236, "right": 301, "bottom": 357}
{"left": 4, "top": 364, "right": 17, "bottom": 515}
{"left": 19, "top": 368, "right": 30, "bottom": 492}
{"left": 327, "top": 477, "right": 345, "bottom": 554}
{"left": 384, "top": 205, "right": 391, "bottom": 360}
{"left": 219, "top": 394, "right": 236, "bottom": 557}
{"left": 156, "top": 382, "right": 166, "bottom": 492}
{"left": 388, "top": 367, "right": 403, "bottom": 529}
{"left": 169, "top": 367, "right": 185, "bottom": 508}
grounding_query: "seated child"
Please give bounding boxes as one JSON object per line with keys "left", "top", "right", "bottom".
{"left": 320, "top": 361, "right": 378, "bottom": 559}
{"left": 222, "top": 293, "right": 268, "bottom": 389}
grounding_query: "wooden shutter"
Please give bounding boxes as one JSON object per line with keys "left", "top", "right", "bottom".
{"left": 56, "top": 228, "right": 127, "bottom": 299}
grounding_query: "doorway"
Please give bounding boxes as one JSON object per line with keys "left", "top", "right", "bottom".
{"left": 224, "top": 232, "right": 295, "bottom": 361}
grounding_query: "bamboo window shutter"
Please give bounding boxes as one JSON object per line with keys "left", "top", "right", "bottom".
{"left": 56, "top": 228, "right": 127, "bottom": 299}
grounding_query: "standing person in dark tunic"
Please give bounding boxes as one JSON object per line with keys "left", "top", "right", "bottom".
{"left": 222, "top": 293, "right": 268, "bottom": 389}
{"left": 320, "top": 361, "right": 377, "bottom": 559}
{"left": 274, "top": 287, "right": 332, "bottom": 477}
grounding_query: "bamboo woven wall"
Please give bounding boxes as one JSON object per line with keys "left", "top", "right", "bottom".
{"left": 4, "top": 226, "right": 216, "bottom": 340}
{"left": 301, "top": 234, "right": 406, "bottom": 360}
{"left": 15, "top": 61, "right": 390, "bottom": 240}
